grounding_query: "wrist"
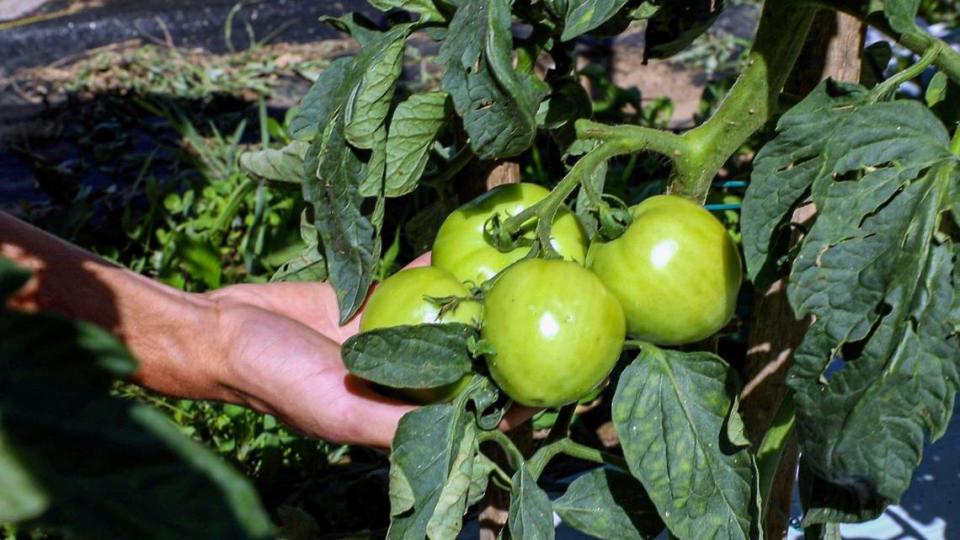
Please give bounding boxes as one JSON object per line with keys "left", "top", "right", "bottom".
{"left": 126, "top": 289, "right": 229, "bottom": 402}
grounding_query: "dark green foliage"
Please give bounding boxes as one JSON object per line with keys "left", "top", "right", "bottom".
{"left": 342, "top": 323, "right": 477, "bottom": 389}
{"left": 743, "top": 79, "right": 960, "bottom": 522}
{"left": 612, "top": 346, "right": 759, "bottom": 540}
{"left": 0, "top": 260, "right": 273, "bottom": 539}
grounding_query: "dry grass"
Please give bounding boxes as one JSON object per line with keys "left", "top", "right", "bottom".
{"left": 3, "top": 39, "right": 355, "bottom": 105}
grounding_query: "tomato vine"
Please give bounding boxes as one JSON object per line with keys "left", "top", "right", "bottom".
{"left": 233, "top": 0, "right": 960, "bottom": 537}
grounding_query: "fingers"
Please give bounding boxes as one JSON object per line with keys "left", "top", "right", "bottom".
{"left": 500, "top": 404, "right": 541, "bottom": 431}
{"left": 327, "top": 375, "right": 416, "bottom": 448}
{"left": 208, "top": 251, "right": 435, "bottom": 344}
{"left": 292, "top": 250, "right": 433, "bottom": 343}
{"left": 403, "top": 251, "right": 432, "bottom": 270}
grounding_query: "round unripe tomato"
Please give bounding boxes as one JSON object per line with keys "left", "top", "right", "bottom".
{"left": 481, "top": 259, "right": 625, "bottom": 407}
{"left": 360, "top": 266, "right": 482, "bottom": 404}
{"left": 586, "top": 195, "right": 742, "bottom": 346}
{"left": 432, "top": 183, "right": 588, "bottom": 285}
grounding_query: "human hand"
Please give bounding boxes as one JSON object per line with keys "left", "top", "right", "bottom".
{"left": 203, "top": 252, "right": 536, "bottom": 448}
{"left": 0, "top": 215, "right": 533, "bottom": 448}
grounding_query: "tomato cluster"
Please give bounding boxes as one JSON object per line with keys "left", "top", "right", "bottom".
{"left": 358, "top": 184, "right": 742, "bottom": 407}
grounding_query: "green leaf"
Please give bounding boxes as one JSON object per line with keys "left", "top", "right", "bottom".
{"left": 289, "top": 57, "right": 353, "bottom": 141}
{"left": 342, "top": 323, "right": 477, "bottom": 389}
{"left": 643, "top": 0, "right": 725, "bottom": 61}
{"left": 0, "top": 256, "right": 31, "bottom": 301}
{"left": 239, "top": 141, "right": 310, "bottom": 184}
{"left": 304, "top": 113, "right": 379, "bottom": 323}
{"left": 271, "top": 246, "right": 327, "bottom": 283}
{"left": 368, "top": 0, "right": 444, "bottom": 22}
{"left": 884, "top": 0, "right": 920, "bottom": 33}
{"left": 467, "top": 452, "right": 495, "bottom": 506}
{"left": 0, "top": 429, "right": 48, "bottom": 522}
{"left": 359, "top": 126, "right": 389, "bottom": 198}
{"left": 538, "top": 77, "right": 593, "bottom": 130}
{"left": 553, "top": 468, "right": 664, "bottom": 539}
{"left": 861, "top": 42, "right": 893, "bottom": 89}
{"left": 0, "top": 309, "right": 273, "bottom": 539}
{"left": 786, "top": 156, "right": 959, "bottom": 519}
{"left": 741, "top": 81, "right": 869, "bottom": 286}
{"left": 385, "top": 92, "right": 450, "bottom": 197}
{"left": 507, "top": 464, "right": 555, "bottom": 540}
{"left": 926, "top": 71, "right": 950, "bottom": 107}
{"left": 612, "top": 346, "right": 759, "bottom": 540}
{"left": 926, "top": 72, "right": 960, "bottom": 128}
{"left": 387, "top": 404, "right": 479, "bottom": 539}
{"left": 174, "top": 234, "right": 222, "bottom": 289}
{"left": 321, "top": 13, "right": 385, "bottom": 47}
{"left": 558, "top": 0, "right": 632, "bottom": 41}
{"left": 438, "top": 0, "right": 549, "bottom": 159}
{"left": 271, "top": 209, "right": 328, "bottom": 282}
{"left": 302, "top": 26, "right": 414, "bottom": 321}
{"left": 426, "top": 421, "right": 480, "bottom": 539}
{"left": 747, "top": 78, "right": 960, "bottom": 522}
{"left": 345, "top": 30, "right": 408, "bottom": 151}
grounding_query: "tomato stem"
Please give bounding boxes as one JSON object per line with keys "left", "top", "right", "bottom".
{"left": 527, "top": 438, "right": 629, "bottom": 480}
{"left": 500, "top": 141, "right": 632, "bottom": 256}
{"left": 951, "top": 126, "right": 960, "bottom": 157}
{"left": 622, "top": 340, "right": 650, "bottom": 351}
{"left": 544, "top": 403, "right": 577, "bottom": 444}
{"left": 869, "top": 42, "right": 943, "bottom": 102}
{"left": 564, "top": 0, "right": 818, "bottom": 204}
{"left": 479, "top": 429, "right": 525, "bottom": 471}
{"left": 575, "top": 120, "right": 689, "bottom": 157}
{"left": 487, "top": 459, "right": 515, "bottom": 490}
{"left": 673, "top": 0, "right": 816, "bottom": 202}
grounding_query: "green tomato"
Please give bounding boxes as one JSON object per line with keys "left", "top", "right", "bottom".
{"left": 360, "top": 266, "right": 482, "bottom": 404}
{"left": 432, "top": 183, "right": 588, "bottom": 285}
{"left": 482, "top": 259, "right": 625, "bottom": 407}
{"left": 587, "top": 195, "right": 742, "bottom": 346}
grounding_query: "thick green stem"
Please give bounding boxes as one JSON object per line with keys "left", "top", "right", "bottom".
{"left": 566, "top": 1, "right": 817, "bottom": 202}
{"left": 676, "top": 0, "right": 817, "bottom": 201}
{"left": 898, "top": 31, "right": 960, "bottom": 84}
{"left": 755, "top": 393, "right": 796, "bottom": 522}
{"left": 952, "top": 128, "right": 960, "bottom": 156}
{"left": 527, "top": 438, "right": 629, "bottom": 480}
{"left": 575, "top": 120, "right": 689, "bottom": 157}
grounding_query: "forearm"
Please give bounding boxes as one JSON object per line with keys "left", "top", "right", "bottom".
{"left": 0, "top": 212, "right": 224, "bottom": 400}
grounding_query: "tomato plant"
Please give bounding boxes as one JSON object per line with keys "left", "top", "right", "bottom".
{"left": 481, "top": 258, "right": 625, "bottom": 407}
{"left": 257, "top": 0, "right": 960, "bottom": 536}
{"left": 432, "top": 182, "right": 588, "bottom": 285}
{"left": 359, "top": 266, "right": 481, "bottom": 403}
{"left": 6, "top": 0, "right": 960, "bottom": 537}
{"left": 587, "top": 195, "right": 742, "bottom": 345}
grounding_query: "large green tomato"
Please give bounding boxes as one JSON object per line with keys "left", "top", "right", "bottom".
{"left": 432, "top": 183, "right": 588, "bottom": 285}
{"left": 360, "top": 266, "right": 482, "bottom": 404}
{"left": 587, "top": 195, "right": 742, "bottom": 346}
{"left": 481, "top": 259, "right": 625, "bottom": 407}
